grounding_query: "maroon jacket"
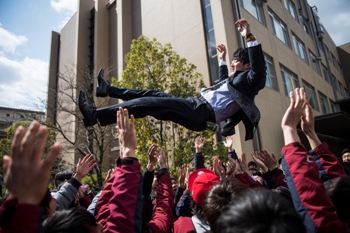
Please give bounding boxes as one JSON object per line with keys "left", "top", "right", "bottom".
{"left": 0, "top": 198, "right": 43, "bottom": 233}
{"left": 282, "top": 141, "right": 347, "bottom": 233}
{"left": 149, "top": 169, "right": 174, "bottom": 233}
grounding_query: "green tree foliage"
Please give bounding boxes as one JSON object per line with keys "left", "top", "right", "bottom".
{"left": 112, "top": 35, "right": 226, "bottom": 176}
{"left": 0, "top": 120, "right": 66, "bottom": 182}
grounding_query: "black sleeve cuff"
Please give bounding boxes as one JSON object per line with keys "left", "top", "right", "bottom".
{"left": 69, "top": 178, "right": 82, "bottom": 190}
{"left": 158, "top": 168, "right": 168, "bottom": 176}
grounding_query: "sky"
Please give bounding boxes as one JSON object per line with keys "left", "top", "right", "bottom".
{"left": 0, "top": 0, "right": 349, "bottom": 112}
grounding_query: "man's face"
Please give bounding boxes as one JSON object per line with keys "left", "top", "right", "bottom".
{"left": 342, "top": 152, "right": 350, "bottom": 162}
{"left": 230, "top": 59, "right": 250, "bottom": 75}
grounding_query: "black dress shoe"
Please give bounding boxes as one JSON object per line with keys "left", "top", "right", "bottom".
{"left": 96, "top": 68, "right": 110, "bottom": 97}
{"left": 78, "top": 90, "right": 97, "bottom": 127}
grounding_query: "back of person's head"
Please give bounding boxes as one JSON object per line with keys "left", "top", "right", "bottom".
{"left": 43, "top": 208, "right": 100, "bottom": 233}
{"left": 326, "top": 175, "right": 350, "bottom": 222}
{"left": 271, "top": 186, "right": 293, "bottom": 206}
{"left": 54, "top": 170, "right": 73, "bottom": 187}
{"left": 232, "top": 48, "right": 249, "bottom": 65}
{"left": 215, "top": 188, "right": 306, "bottom": 233}
{"left": 202, "top": 177, "right": 247, "bottom": 232}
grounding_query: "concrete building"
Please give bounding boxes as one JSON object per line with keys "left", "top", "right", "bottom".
{"left": 0, "top": 106, "right": 45, "bottom": 139}
{"left": 47, "top": 0, "right": 350, "bottom": 169}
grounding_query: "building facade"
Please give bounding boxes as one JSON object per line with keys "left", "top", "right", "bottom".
{"left": 0, "top": 106, "right": 45, "bottom": 139}
{"left": 47, "top": 0, "right": 350, "bottom": 169}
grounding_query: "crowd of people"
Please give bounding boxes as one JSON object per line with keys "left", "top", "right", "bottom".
{"left": 1, "top": 17, "right": 350, "bottom": 233}
{"left": 1, "top": 87, "right": 349, "bottom": 233}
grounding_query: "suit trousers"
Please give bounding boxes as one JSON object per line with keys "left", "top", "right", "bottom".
{"left": 96, "top": 87, "right": 216, "bottom": 131}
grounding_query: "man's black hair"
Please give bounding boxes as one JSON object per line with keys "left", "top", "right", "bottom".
{"left": 43, "top": 208, "right": 98, "bottom": 233}
{"left": 326, "top": 175, "right": 350, "bottom": 222}
{"left": 232, "top": 48, "right": 250, "bottom": 65}
{"left": 215, "top": 188, "right": 306, "bottom": 233}
{"left": 341, "top": 148, "right": 350, "bottom": 156}
{"left": 54, "top": 170, "right": 73, "bottom": 187}
{"left": 247, "top": 161, "right": 257, "bottom": 168}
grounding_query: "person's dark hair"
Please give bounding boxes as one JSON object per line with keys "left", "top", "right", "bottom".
{"left": 40, "top": 188, "right": 52, "bottom": 218}
{"left": 191, "top": 197, "right": 206, "bottom": 224}
{"left": 326, "top": 175, "right": 350, "bottom": 222}
{"left": 43, "top": 208, "right": 98, "bottom": 233}
{"left": 341, "top": 148, "right": 350, "bottom": 156}
{"left": 215, "top": 188, "right": 306, "bottom": 233}
{"left": 232, "top": 48, "right": 249, "bottom": 65}
{"left": 202, "top": 177, "right": 247, "bottom": 232}
{"left": 247, "top": 161, "right": 257, "bottom": 168}
{"left": 54, "top": 170, "right": 73, "bottom": 187}
{"left": 271, "top": 186, "right": 293, "bottom": 206}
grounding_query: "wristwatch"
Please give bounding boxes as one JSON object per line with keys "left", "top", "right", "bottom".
{"left": 246, "top": 33, "right": 256, "bottom": 42}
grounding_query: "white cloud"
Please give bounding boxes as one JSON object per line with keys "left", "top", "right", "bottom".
{"left": 50, "top": 0, "right": 77, "bottom": 14}
{"left": 0, "top": 26, "right": 27, "bottom": 54}
{"left": 0, "top": 56, "right": 48, "bottom": 111}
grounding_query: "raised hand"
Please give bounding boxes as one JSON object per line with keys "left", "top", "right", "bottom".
{"left": 217, "top": 44, "right": 227, "bottom": 61}
{"left": 179, "top": 164, "right": 188, "bottom": 188}
{"left": 3, "top": 121, "right": 61, "bottom": 205}
{"left": 213, "top": 156, "right": 225, "bottom": 180}
{"left": 239, "top": 153, "right": 252, "bottom": 176}
{"left": 223, "top": 136, "right": 234, "bottom": 152}
{"left": 235, "top": 18, "right": 251, "bottom": 38}
{"left": 226, "top": 158, "right": 236, "bottom": 177}
{"left": 158, "top": 148, "right": 167, "bottom": 169}
{"left": 251, "top": 151, "right": 268, "bottom": 173}
{"left": 281, "top": 88, "right": 306, "bottom": 144}
{"left": 147, "top": 144, "right": 159, "bottom": 171}
{"left": 259, "top": 149, "right": 279, "bottom": 171}
{"left": 194, "top": 136, "right": 204, "bottom": 153}
{"left": 301, "top": 102, "right": 321, "bottom": 149}
{"left": 73, "top": 154, "right": 96, "bottom": 182}
{"left": 116, "top": 107, "right": 137, "bottom": 158}
{"left": 104, "top": 168, "right": 115, "bottom": 183}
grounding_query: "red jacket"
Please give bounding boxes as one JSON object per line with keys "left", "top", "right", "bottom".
{"left": 149, "top": 169, "right": 174, "bottom": 233}
{"left": 282, "top": 141, "right": 347, "bottom": 233}
{"left": 0, "top": 198, "right": 43, "bottom": 233}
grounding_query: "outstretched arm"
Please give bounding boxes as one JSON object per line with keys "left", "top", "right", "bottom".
{"left": 0, "top": 121, "right": 61, "bottom": 233}
{"left": 281, "top": 88, "right": 346, "bottom": 233}
{"left": 105, "top": 108, "right": 143, "bottom": 233}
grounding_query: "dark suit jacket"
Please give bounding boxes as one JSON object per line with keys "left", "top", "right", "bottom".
{"left": 217, "top": 44, "right": 266, "bottom": 140}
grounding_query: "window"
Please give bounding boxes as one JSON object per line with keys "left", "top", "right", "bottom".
{"left": 281, "top": 65, "right": 299, "bottom": 96}
{"left": 269, "top": 10, "right": 291, "bottom": 47}
{"left": 322, "top": 64, "right": 331, "bottom": 84}
{"left": 309, "top": 51, "right": 321, "bottom": 75}
{"left": 324, "top": 45, "right": 331, "bottom": 60}
{"left": 330, "top": 100, "right": 338, "bottom": 113}
{"left": 284, "top": 0, "right": 298, "bottom": 21}
{"left": 318, "top": 92, "right": 330, "bottom": 114}
{"left": 331, "top": 53, "right": 337, "bottom": 67}
{"left": 202, "top": 0, "right": 218, "bottom": 83}
{"left": 292, "top": 34, "right": 308, "bottom": 63}
{"left": 345, "top": 89, "right": 349, "bottom": 98}
{"left": 338, "top": 81, "right": 346, "bottom": 97}
{"left": 6, "top": 113, "right": 10, "bottom": 117}
{"left": 239, "top": 0, "right": 266, "bottom": 25}
{"left": 338, "top": 62, "right": 343, "bottom": 76}
{"left": 264, "top": 54, "right": 279, "bottom": 90}
{"left": 302, "top": 81, "right": 319, "bottom": 110}
{"left": 301, "top": 17, "right": 312, "bottom": 37}
{"left": 331, "top": 75, "right": 339, "bottom": 92}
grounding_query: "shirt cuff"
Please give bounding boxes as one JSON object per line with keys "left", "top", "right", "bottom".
{"left": 247, "top": 40, "right": 258, "bottom": 47}
{"left": 220, "top": 61, "right": 227, "bottom": 66}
